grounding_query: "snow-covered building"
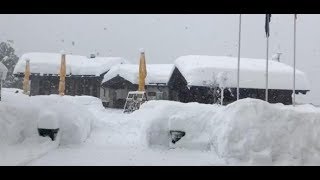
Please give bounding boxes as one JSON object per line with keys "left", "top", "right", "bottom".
{"left": 13, "top": 52, "right": 127, "bottom": 97}
{"left": 168, "top": 55, "right": 310, "bottom": 105}
{"left": 0, "top": 62, "right": 8, "bottom": 101}
{"left": 101, "top": 64, "right": 174, "bottom": 108}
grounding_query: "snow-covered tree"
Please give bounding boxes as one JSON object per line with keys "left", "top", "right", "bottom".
{"left": 0, "top": 41, "right": 22, "bottom": 88}
{"left": 216, "top": 72, "right": 228, "bottom": 105}
{"left": 203, "top": 72, "right": 220, "bottom": 104}
{"left": 202, "top": 72, "right": 230, "bottom": 105}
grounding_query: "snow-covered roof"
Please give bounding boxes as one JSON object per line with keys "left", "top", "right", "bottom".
{"left": 13, "top": 52, "right": 128, "bottom": 76}
{"left": 102, "top": 64, "right": 174, "bottom": 85}
{"left": 174, "top": 55, "right": 310, "bottom": 90}
{"left": 0, "top": 62, "right": 8, "bottom": 80}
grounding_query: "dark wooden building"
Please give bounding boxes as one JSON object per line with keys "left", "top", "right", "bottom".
{"left": 13, "top": 52, "right": 127, "bottom": 97}
{"left": 101, "top": 64, "right": 173, "bottom": 108}
{"left": 168, "top": 55, "right": 310, "bottom": 105}
{"left": 14, "top": 73, "right": 104, "bottom": 97}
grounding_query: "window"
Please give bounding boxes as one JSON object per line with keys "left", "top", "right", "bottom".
{"left": 148, "top": 92, "right": 156, "bottom": 96}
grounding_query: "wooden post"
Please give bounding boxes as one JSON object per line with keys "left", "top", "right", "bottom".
{"left": 138, "top": 49, "right": 147, "bottom": 91}
{"left": 58, "top": 53, "right": 66, "bottom": 96}
{"left": 23, "top": 59, "right": 31, "bottom": 95}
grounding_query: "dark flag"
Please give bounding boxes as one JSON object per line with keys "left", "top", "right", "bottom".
{"left": 265, "top": 14, "right": 271, "bottom": 37}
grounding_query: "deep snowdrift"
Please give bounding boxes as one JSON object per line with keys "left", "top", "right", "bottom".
{"left": 0, "top": 88, "right": 104, "bottom": 165}
{"left": 0, "top": 88, "right": 102, "bottom": 146}
{"left": 131, "top": 101, "right": 219, "bottom": 150}
{"left": 2, "top": 87, "right": 320, "bottom": 165}
{"left": 135, "top": 99, "right": 320, "bottom": 165}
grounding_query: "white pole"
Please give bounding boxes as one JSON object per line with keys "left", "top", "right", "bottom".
{"left": 237, "top": 14, "right": 242, "bottom": 100}
{"left": 293, "top": 15, "right": 297, "bottom": 106}
{"left": 221, "top": 88, "right": 224, "bottom": 105}
{"left": 266, "top": 37, "right": 269, "bottom": 102}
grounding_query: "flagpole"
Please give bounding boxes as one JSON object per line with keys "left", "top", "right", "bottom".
{"left": 237, "top": 14, "right": 242, "bottom": 100}
{"left": 293, "top": 14, "right": 297, "bottom": 106}
{"left": 265, "top": 35, "right": 269, "bottom": 102}
{"left": 265, "top": 14, "right": 271, "bottom": 102}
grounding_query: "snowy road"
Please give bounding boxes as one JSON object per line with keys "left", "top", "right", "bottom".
{"left": 27, "top": 108, "right": 225, "bottom": 166}
{"left": 28, "top": 144, "right": 224, "bottom": 166}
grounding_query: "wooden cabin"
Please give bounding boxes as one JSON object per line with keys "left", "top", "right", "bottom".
{"left": 101, "top": 64, "right": 174, "bottom": 108}
{"left": 168, "top": 55, "right": 310, "bottom": 105}
{"left": 13, "top": 52, "right": 127, "bottom": 97}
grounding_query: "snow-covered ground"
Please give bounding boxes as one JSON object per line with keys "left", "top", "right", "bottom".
{"left": 2, "top": 88, "right": 320, "bottom": 165}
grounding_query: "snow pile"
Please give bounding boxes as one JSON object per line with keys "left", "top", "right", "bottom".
{"left": 13, "top": 52, "right": 128, "bottom": 76}
{"left": 37, "top": 111, "right": 59, "bottom": 129}
{"left": 132, "top": 100, "right": 219, "bottom": 150}
{"left": 175, "top": 55, "right": 310, "bottom": 90}
{"left": 134, "top": 98, "right": 320, "bottom": 165}
{"left": 102, "top": 64, "right": 174, "bottom": 85}
{"left": 0, "top": 89, "right": 101, "bottom": 146}
{"left": 0, "top": 88, "right": 105, "bottom": 165}
{"left": 210, "top": 99, "right": 320, "bottom": 165}
{"left": 0, "top": 102, "right": 39, "bottom": 146}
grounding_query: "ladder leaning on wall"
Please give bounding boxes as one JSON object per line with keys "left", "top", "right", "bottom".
{"left": 123, "top": 49, "right": 148, "bottom": 113}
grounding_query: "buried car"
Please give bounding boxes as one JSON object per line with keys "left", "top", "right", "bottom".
{"left": 37, "top": 110, "right": 60, "bottom": 141}
{"left": 138, "top": 100, "right": 217, "bottom": 150}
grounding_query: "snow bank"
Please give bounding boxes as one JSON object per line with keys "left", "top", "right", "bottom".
{"left": 13, "top": 52, "right": 128, "bottom": 76}
{"left": 0, "top": 102, "right": 39, "bottom": 146}
{"left": 132, "top": 100, "right": 219, "bottom": 150}
{"left": 210, "top": 99, "right": 320, "bottom": 165}
{"left": 0, "top": 88, "right": 105, "bottom": 165}
{"left": 102, "top": 64, "right": 174, "bottom": 85}
{"left": 133, "top": 98, "right": 320, "bottom": 165}
{"left": 0, "top": 89, "right": 101, "bottom": 146}
{"left": 175, "top": 55, "right": 310, "bottom": 90}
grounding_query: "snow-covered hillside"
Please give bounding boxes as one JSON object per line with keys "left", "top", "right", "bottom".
{"left": 2, "top": 88, "right": 320, "bottom": 165}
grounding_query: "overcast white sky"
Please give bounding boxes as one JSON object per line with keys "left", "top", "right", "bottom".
{"left": 1, "top": 14, "right": 320, "bottom": 104}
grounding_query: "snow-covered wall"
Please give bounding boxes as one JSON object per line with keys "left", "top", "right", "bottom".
{"left": 13, "top": 52, "right": 128, "bottom": 76}
{"left": 175, "top": 55, "right": 310, "bottom": 90}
